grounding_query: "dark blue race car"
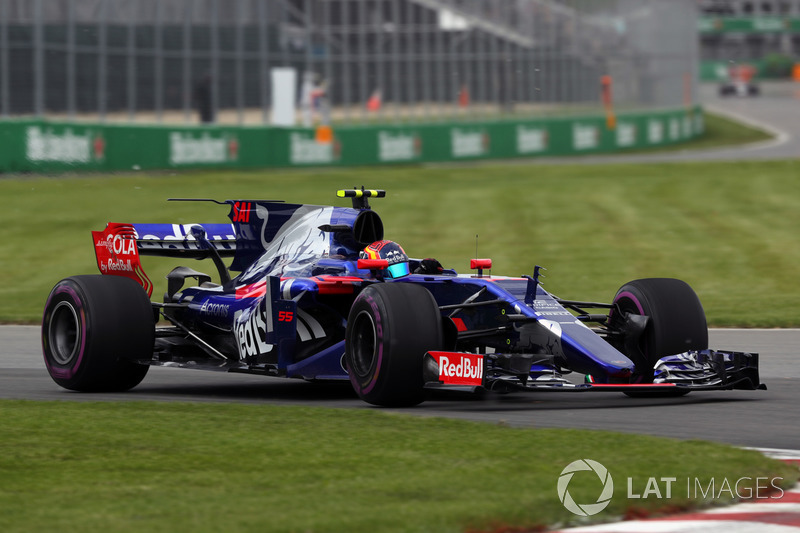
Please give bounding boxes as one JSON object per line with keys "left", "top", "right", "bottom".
{"left": 42, "top": 189, "right": 763, "bottom": 406}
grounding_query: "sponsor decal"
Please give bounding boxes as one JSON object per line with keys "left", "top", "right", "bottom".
{"left": 753, "top": 17, "right": 785, "bottom": 32}
{"left": 516, "top": 125, "right": 548, "bottom": 154}
{"left": 289, "top": 132, "right": 339, "bottom": 164}
{"left": 647, "top": 119, "right": 664, "bottom": 144}
{"left": 91, "top": 223, "right": 153, "bottom": 296}
{"left": 377, "top": 131, "right": 420, "bottom": 162}
{"left": 26, "top": 126, "right": 103, "bottom": 164}
{"left": 137, "top": 224, "right": 236, "bottom": 253}
{"left": 432, "top": 352, "right": 483, "bottom": 386}
{"left": 451, "top": 128, "right": 488, "bottom": 158}
{"left": 572, "top": 123, "right": 598, "bottom": 150}
{"left": 232, "top": 202, "right": 252, "bottom": 223}
{"left": 615, "top": 122, "right": 637, "bottom": 147}
{"left": 669, "top": 117, "right": 681, "bottom": 140}
{"left": 697, "top": 18, "right": 716, "bottom": 33}
{"left": 682, "top": 115, "right": 693, "bottom": 137}
{"left": 295, "top": 308, "right": 325, "bottom": 342}
{"left": 234, "top": 303, "right": 273, "bottom": 359}
{"left": 199, "top": 301, "right": 230, "bottom": 318}
{"left": 532, "top": 300, "right": 575, "bottom": 319}
{"left": 384, "top": 249, "right": 405, "bottom": 265}
{"left": 169, "top": 131, "right": 238, "bottom": 165}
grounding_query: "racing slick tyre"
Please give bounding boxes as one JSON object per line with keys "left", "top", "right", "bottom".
{"left": 345, "top": 282, "right": 443, "bottom": 407}
{"left": 42, "top": 275, "right": 153, "bottom": 392}
{"left": 610, "top": 278, "right": 707, "bottom": 397}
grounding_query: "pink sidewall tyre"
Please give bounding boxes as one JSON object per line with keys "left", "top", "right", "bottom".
{"left": 345, "top": 283, "right": 443, "bottom": 407}
{"left": 42, "top": 275, "right": 153, "bottom": 392}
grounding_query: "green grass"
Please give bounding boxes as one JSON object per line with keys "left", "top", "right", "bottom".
{"left": 0, "top": 401, "right": 795, "bottom": 533}
{"left": 619, "top": 111, "right": 773, "bottom": 154}
{"left": 2, "top": 158, "right": 799, "bottom": 326}
{"left": 696, "top": 111, "right": 774, "bottom": 149}
{"left": 0, "top": 109, "right": 791, "bottom": 326}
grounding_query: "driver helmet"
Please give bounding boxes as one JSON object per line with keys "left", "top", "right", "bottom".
{"left": 360, "top": 240, "right": 410, "bottom": 278}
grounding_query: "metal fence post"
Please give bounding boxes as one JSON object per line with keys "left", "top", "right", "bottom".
{"left": 98, "top": 0, "right": 107, "bottom": 121}
{"left": 182, "top": 0, "right": 192, "bottom": 124}
{"left": 210, "top": 0, "right": 219, "bottom": 124}
{"left": 259, "top": 0, "right": 270, "bottom": 124}
{"left": 127, "top": 0, "right": 137, "bottom": 121}
{"left": 1, "top": 0, "right": 9, "bottom": 118}
{"left": 33, "top": 0, "right": 44, "bottom": 117}
{"left": 236, "top": 0, "right": 245, "bottom": 125}
{"left": 154, "top": 0, "right": 164, "bottom": 122}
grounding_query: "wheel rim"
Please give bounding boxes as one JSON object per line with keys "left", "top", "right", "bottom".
{"left": 49, "top": 301, "right": 81, "bottom": 366}
{"left": 350, "top": 310, "right": 377, "bottom": 378}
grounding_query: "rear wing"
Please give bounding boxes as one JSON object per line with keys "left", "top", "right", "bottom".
{"left": 92, "top": 222, "right": 236, "bottom": 297}
{"left": 133, "top": 223, "right": 236, "bottom": 258}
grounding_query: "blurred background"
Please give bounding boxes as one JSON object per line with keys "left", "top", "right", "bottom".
{"left": 699, "top": 0, "right": 800, "bottom": 82}
{"left": 0, "top": 0, "right": 702, "bottom": 126}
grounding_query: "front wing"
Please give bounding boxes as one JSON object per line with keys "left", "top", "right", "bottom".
{"left": 423, "top": 349, "right": 764, "bottom": 393}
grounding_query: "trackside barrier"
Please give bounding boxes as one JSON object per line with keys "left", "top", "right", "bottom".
{"left": 0, "top": 107, "right": 703, "bottom": 174}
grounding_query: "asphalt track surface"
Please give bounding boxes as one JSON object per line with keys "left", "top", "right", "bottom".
{"left": 2, "top": 326, "right": 797, "bottom": 449}
{"left": 2, "top": 82, "right": 798, "bottom": 451}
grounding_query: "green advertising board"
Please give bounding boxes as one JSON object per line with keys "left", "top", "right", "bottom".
{"left": 0, "top": 106, "right": 703, "bottom": 174}
{"left": 699, "top": 16, "right": 800, "bottom": 33}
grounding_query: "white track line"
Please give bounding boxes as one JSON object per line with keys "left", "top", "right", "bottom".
{"left": 703, "top": 103, "right": 792, "bottom": 152}
{"left": 562, "top": 520, "right": 800, "bottom": 533}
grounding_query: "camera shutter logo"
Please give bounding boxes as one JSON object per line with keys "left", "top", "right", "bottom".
{"left": 557, "top": 459, "right": 614, "bottom": 516}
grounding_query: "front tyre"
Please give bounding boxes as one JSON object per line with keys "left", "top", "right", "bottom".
{"left": 609, "top": 278, "right": 707, "bottom": 396}
{"left": 42, "top": 275, "right": 153, "bottom": 392}
{"left": 345, "top": 283, "right": 443, "bottom": 407}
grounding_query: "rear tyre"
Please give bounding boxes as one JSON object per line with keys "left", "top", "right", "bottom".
{"left": 42, "top": 275, "right": 153, "bottom": 392}
{"left": 345, "top": 283, "right": 443, "bottom": 407}
{"left": 609, "top": 278, "right": 707, "bottom": 396}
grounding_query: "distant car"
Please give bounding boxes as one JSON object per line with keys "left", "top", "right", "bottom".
{"left": 719, "top": 80, "right": 760, "bottom": 97}
{"left": 719, "top": 64, "right": 759, "bottom": 97}
{"left": 42, "top": 189, "right": 764, "bottom": 406}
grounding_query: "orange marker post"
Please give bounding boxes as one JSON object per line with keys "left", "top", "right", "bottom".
{"left": 601, "top": 75, "right": 615, "bottom": 130}
{"left": 315, "top": 125, "right": 333, "bottom": 144}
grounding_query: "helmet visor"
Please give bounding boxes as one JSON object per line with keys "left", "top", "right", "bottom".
{"left": 387, "top": 262, "right": 410, "bottom": 279}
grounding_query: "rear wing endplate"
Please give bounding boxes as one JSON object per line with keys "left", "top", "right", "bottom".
{"left": 92, "top": 222, "right": 237, "bottom": 297}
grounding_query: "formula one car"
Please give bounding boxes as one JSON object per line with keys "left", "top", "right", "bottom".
{"left": 42, "top": 189, "right": 764, "bottom": 406}
{"left": 719, "top": 80, "right": 760, "bottom": 97}
{"left": 718, "top": 64, "right": 760, "bottom": 97}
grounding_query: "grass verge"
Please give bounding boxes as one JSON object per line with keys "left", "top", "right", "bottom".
{"left": 1, "top": 158, "right": 798, "bottom": 326}
{"left": 0, "top": 400, "right": 796, "bottom": 533}
{"left": 616, "top": 110, "right": 774, "bottom": 154}
{"left": 696, "top": 110, "right": 774, "bottom": 149}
